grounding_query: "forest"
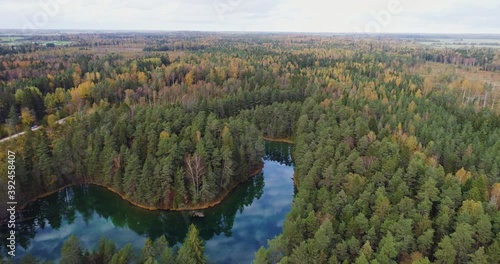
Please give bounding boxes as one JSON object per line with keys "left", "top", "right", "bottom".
{"left": 7, "top": 225, "right": 206, "bottom": 264}
{"left": 0, "top": 32, "right": 500, "bottom": 263}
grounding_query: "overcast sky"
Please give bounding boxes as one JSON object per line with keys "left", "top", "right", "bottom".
{"left": 1, "top": 0, "right": 499, "bottom": 33}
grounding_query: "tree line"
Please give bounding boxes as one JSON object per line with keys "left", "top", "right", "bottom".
{"left": 1, "top": 225, "right": 206, "bottom": 264}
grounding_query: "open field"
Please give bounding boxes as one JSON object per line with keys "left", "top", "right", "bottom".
{"left": 0, "top": 37, "right": 24, "bottom": 42}
{"left": 418, "top": 37, "right": 500, "bottom": 49}
{"left": 0, "top": 36, "right": 26, "bottom": 45}
{"left": 46, "top": 41, "right": 72, "bottom": 46}
{"left": 0, "top": 36, "right": 71, "bottom": 46}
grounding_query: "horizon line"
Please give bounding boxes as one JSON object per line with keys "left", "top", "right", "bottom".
{"left": 1, "top": 28, "right": 500, "bottom": 36}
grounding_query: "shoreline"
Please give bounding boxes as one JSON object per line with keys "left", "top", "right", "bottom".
{"left": 173, "top": 162, "right": 264, "bottom": 211}
{"left": 18, "top": 183, "right": 78, "bottom": 210}
{"left": 17, "top": 138, "right": 293, "bottom": 213}
{"left": 293, "top": 172, "right": 299, "bottom": 188}
{"left": 262, "top": 137, "right": 294, "bottom": 144}
{"left": 90, "top": 162, "right": 265, "bottom": 212}
{"left": 263, "top": 137, "right": 299, "bottom": 187}
{"left": 17, "top": 162, "right": 265, "bottom": 213}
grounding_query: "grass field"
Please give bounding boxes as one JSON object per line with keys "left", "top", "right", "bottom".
{"left": 418, "top": 38, "right": 500, "bottom": 49}
{"left": 43, "top": 41, "right": 72, "bottom": 46}
{"left": 0, "top": 37, "right": 26, "bottom": 45}
{"left": 0, "top": 37, "right": 24, "bottom": 42}
{"left": 0, "top": 37, "right": 72, "bottom": 46}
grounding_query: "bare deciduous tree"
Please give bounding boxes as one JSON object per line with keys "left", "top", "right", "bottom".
{"left": 184, "top": 154, "right": 206, "bottom": 198}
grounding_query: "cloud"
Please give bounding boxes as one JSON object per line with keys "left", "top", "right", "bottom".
{"left": 0, "top": 0, "right": 499, "bottom": 33}
{"left": 411, "top": 5, "right": 500, "bottom": 33}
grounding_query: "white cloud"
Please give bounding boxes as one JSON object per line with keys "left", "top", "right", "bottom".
{"left": 0, "top": 0, "right": 499, "bottom": 33}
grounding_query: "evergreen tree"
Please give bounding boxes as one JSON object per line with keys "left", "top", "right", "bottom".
{"left": 354, "top": 253, "right": 370, "bottom": 264}
{"left": 94, "top": 237, "right": 116, "bottom": 264}
{"left": 450, "top": 223, "right": 475, "bottom": 263}
{"left": 139, "top": 238, "right": 156, "bottom": 263}
{"left": 143, "top": 257, "right": 158, "bottom": 264}
{"left": 289, "top": 240, "right": 319, "bottom": 264}
{"left": 123, "top": 152, "right": 141, "bottom": 198}
{"left": 110, "top": 244, "right": 134, "bottom": 264}
{"left": 154, "top": 235, "right": 169, "bottom": 256}
{"left": 7, "top": 105, "right": 19, "bottom": 133}
{"left": 254, "top": 247, "right": 269, "bottom": 264}
{"left": 434, "top": 236, "right": 456, "bottom": 264}
{"left": 160, "top": 247, "right": 176, "bottom": 264}
{"left": 469, "top": 247, "right": 488, "bottom": 264}
{"left": 176, "top": 225, "right": 206, "bottom": 264}
{"left": 376, "top": 232, "right": 398, "bottom": 264}
{"left": 60, "top": 235, "right": 84, "bottom": 264}
{"left": 486, "top": 240, "right": 500, "bottom": 264}
{"left": 101, "top": 134, "right": 118, "bottom": 186}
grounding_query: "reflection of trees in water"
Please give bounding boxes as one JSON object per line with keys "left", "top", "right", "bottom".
{"left": 0, "top": 187, "right": 79, "bottom": 251}
{"left": 10, "top": 173, "right": 266, "bottom": 249}
{"left": 195, "top": 172, "right": 265, "bottom": 241}
{"left": 6, "top": 142, "right": 291, "bottom": 254}
{"left": 264, "top": 142, "right": 294, "bottom": 166}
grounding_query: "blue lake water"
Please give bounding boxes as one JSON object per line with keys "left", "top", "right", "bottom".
{"left": 11, "top": 142, "right": 294, "bottom": 263}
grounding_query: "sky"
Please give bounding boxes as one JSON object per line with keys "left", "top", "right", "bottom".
{"left": 0, "top": 0, "right": 499, "bottom": 34}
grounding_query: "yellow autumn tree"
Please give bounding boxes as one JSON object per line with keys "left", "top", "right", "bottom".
{"left": 76, "top": 81, "right": 94, "bottom": 99}
{"left": 459, "top": 200, "right": 484, "bottom": 218}
{"left": 160, "top": 131, "right": 170, "bottom": 139}
{"left": 70, "top": 81, "right": 93, "bottom": 114}
{"left": 405, "top": 136, "right": 419, "bottom": 152}
{"left": 185, "top": 70, "right": 195, "bottom": 86}
{"left": 47, "top": 114, "right": 58, "bottom": 127}
{"left": 229, "top": 59, "right": 240, "bottom": 79}
{"left": 423, "top": 77, "right": 433, "bottom": 95}
{"left": 47, "top": 74, "right": 55, "bottom": 91}
{"left": 490, "top": 183, "right": 500, "bottom": 209}
{"left": 21, "top": 108, "right": 35, "bottom": 127}
{"left": 138, "top": 71, "right": 148, "bottom": 85}
{"left": 415, "top": 89, "right": 423, "bottom": 98}
{"left": 407, "top": 101, "right": 417, "bottom": 113}
{"left": 455, "top": 167, "right": 472, "bottom": 184}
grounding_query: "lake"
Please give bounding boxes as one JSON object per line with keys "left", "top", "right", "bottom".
{"left": 11, "top": 141, "right": 294, "bottom": 263}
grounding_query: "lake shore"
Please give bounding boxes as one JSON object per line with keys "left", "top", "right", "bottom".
{"left": 18, "top": 162, "right": 265, "bottom": 212}
{"left": 18, "top": 183, "right": 79, "bottom": 210}
{"left": 262, "top": 137, "right": 294, "bottom": 144}
{"left": 18, "top": 138, "right": 293, "bottom": 212}
{"left": 264, "top": 137, "right": 299, "bottom": 187}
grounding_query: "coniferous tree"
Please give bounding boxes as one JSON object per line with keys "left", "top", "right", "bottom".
{"left": 93, "top": 237, "right": 116, "bottom": 264}
{"left": 139, "top": 238, "right": 156, "bottom": 264}
{"left": 7, "top": 105, "right": 19, "bottom": 133}
{"left": 60, "top": 235, "right": 84, "bottom": 264}
{"left": 176, "top": 225, "right": 206, "bottom": 264}
{"left": 109, "top": 244, "right": 134, "bottom": 264}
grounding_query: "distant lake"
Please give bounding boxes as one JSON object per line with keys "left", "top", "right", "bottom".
{"left": 11, "top": 141, "right": 295, "bottom": 264}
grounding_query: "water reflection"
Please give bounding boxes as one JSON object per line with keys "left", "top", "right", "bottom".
{"left": 3, "top": 142, "right": 294, "bottom": 263}
{"left": 264, "top": 141, "right": 294, "bottom": 166}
